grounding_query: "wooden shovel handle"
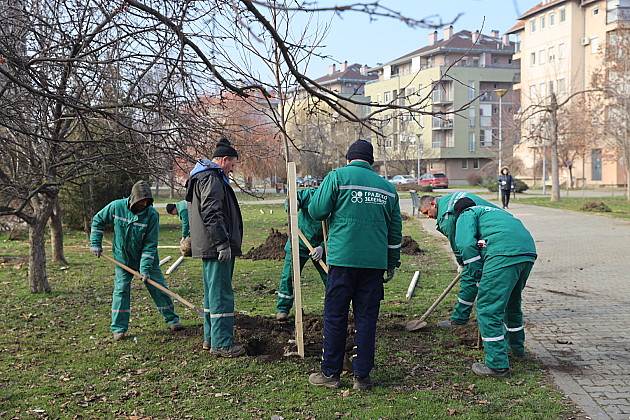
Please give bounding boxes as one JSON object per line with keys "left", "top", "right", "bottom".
{"left": 297, "top": 229, "right": 329, "bottom": 274}
{"left": 100, "top": 253, "right": 202, "bottom": 314}
{"left": 416, "top": 273, "right": 461, "bottom": 324}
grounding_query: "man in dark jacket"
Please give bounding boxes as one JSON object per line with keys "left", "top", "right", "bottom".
{"left": 90, "top": 180, "right": 184, "bottom": 341}
{"left": 498, "top": 167, "right": 515, "bottom": 209}
{"left": 186, "top": 138, "right": 245, "bottom": 358}
{"left": 307, "top": 139, "right": 402, "bottom": 390}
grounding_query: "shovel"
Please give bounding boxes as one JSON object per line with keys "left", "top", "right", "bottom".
{"left": 405, "top": 273, "right": 461, "bottom": 331}
{"left": 100, "top": 253, "right": 204, "bottom": 317}
{"left": 297, "top": 229, "right": 328, "bottom": 274}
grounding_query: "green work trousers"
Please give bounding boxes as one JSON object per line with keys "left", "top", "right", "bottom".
{"left": 111, "top": 264, "right": 179, "bottom": 333}
{"left": 202, "top": 258, "right": 236, "bottom": 348}
{"left": 450, "top": 273, "right": 478, "bottom": 325}
{"left": 477, "top": 258, "right": 534, "bottom": 369}
{"left": 276, "top": 252, "right": 328, "bottom": 314}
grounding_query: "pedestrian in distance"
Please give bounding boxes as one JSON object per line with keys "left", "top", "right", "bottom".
{"left": 498, "top": 167, "right": 515, "bottom": 209}
{"left": 166, "top": 200, "right": 191, "bottom": 256}
{"left": 452, "top": 197, "right": 537, "bottom": 377}
{"left": 418, "top": 192, "right": 501, "bottom": 328}
{"left": 90, "top": 180, "right": 184, "bottom": 341}
{"left": 307, "top": 139, "right": 402, "bottom": 390}
{"left": 185, "top": 138, "right": 246, "bottom": 358}
{"left": 276, "top": 188, "right": 328, "bottom": 321}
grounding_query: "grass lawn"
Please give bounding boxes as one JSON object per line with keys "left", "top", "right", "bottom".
{"left": 0, "top": 203, "right": 577, "bottom": 419}
{"left": 516, "top": 196, "right": 630, "bottom": 219}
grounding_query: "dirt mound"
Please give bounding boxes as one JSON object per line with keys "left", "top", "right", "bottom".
{"left": 180, "top": 237, "right": 192, "bottom": 257}
{"left": 243, "top": 228, "right": 287, "bottom": 260}
{"left": 401, "top": 235, "right": 425, "bottom": 255}
{"left": 581, "top": 201, "right": 612, "bottom": 212}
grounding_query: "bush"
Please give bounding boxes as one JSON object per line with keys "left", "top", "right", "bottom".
{"left": 466, "top": 172, "right": 484, "bottom": 186}
{"left": 481, "top": 176, "right": 529, "bottom": 193}
{"left": 581, "top": 201, "right": 612, "bottom": 212}
{"left": 395, "top": 183, "right": 433, "bottom": 193}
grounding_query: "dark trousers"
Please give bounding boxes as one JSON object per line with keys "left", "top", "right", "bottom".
{"left": 321, "top": 266, "right": 384, "bottom": 378}
{"left": 500, "top": 189, "right": 511, "bottom": 208}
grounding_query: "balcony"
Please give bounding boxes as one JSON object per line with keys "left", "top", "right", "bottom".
{"left": 432, "top": 118, "right": 454, "bottom": 130}
{"left": 432, "top": 91, "right": 453, "bottom": 103}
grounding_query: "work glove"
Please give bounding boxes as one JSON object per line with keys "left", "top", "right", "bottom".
{"left": 142, "top": 273, "right": 150, "bottom": 282}
{"left": 457, "top": 265, "right": 463, "bottom": 274}
{"left": 90, "top": 247, "right": 102, "bottom": 258}
{"left": 180, "top": 237, "right": 186, "bottom": 244}
{"left": 218, "top": 247, "right": 232, "bottom": 263}
{"left": 383, "top": 268, "right": 396, "bottom": 283}
{"left": 309, "top": 246, "right": 324, "bottom": 262}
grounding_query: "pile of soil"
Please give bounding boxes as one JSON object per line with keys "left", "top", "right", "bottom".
{"left": 581, "top": 201, "right": 612, "bottom": 212}
{"left": 401, "top": 235, "right": 425, "bottom": 255}
{"left": 243, "top": 228, "right": 287, "bottom": 260}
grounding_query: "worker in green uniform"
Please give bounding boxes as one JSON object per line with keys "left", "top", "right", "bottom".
{"left": 186, "top": 138, "right": 246, "bottom": 358}
{"left": 166, "top": 200, "right": 190, "bottom": 242}
{"left": 453, "top": 197, "right": 536, "bottom": 377}
{"left": 307, "top": 139, "right": 402, "bottom": 390}
{"left": 419, "top": 192, "right": 500, "bottom": 327}
{"left": 276, "top": 188, "right": 328, "bottom": 321}
{"left": 90, "top": 180, "right": 184, "bottom": 341}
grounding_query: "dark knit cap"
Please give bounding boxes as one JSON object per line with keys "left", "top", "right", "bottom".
{"left": 212, "top": 138, "right": 238, "bottom": 158}
{"left": 166, "top": 203, "right": 176, "bottom": 214}
{"left": 345, "top": 139, "right": 374, "bottom": 165}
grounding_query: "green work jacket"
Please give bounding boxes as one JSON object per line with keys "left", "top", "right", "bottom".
{"left": 436, "top": 192, "right": 499, "bottom": 265}
{"left": 90, "top": 198, "right": 160, "bottom": 275}
{"left": 284, "top": 188, "right": 325, "bottom": 257}
{"left": 455, "top": 205, "right": 537, "bottom": 279}
{"left": 308, "top": 160, "right": 402, "bottom": 270}
{"left": 175, "top": 200, "right": 190, "bottom": 238}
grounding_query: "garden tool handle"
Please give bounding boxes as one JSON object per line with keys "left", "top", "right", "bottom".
{"left": 297, "top": 229, "right": 329, "bottom": 274}
{"left": 100, "top": 253, "right": 202, "bottom": 314}
{"left": 416, "top": 273, "right": 461, "bottom": 324}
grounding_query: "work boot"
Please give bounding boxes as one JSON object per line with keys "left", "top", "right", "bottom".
{"left": 113, "top": 332, "right": 126, "bottom": 341}
{"left": 209, "top": 345, "right": 246, "bottom": 358}
{"left": 353, "top": 375, "right": 375, "bottom": 391}
{"left": 436, "top": 320, "right": 463, "bottom": 328}
{"left": 276, "top": 311, "right": 288, "bottom": 321}
{"left": 308, "top": 372, "right": 341, "bottom": 388}
{"left": 202, "top": 341, "right": 211, "bottom": 350}
{"left": 471, "top": 363, "right": 511, "bottom": 378}
{"left": 169, "top": 322, "right": 185, "bottom": 331}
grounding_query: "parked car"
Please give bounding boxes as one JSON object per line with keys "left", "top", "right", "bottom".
{"left": 296, "top": 176, "right": 304, "bottom": 187}
{"left": 302, "top": 174, "right": 319, "bottom": 187}
{"left": 389, "top": 175, "right": 417, "bottom": 185}
{"left": 419, "top": 173, "right": 449, "bottom": 188}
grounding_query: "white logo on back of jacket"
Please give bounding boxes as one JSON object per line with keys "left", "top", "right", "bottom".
{"left": 351, "top": 190, "right": 388, "bottom": 205}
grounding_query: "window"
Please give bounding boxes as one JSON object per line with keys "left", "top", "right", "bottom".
{"left": 461, "top": 159, "right": 469, "bottom": 169}
{"left": 384, "top": 92, "right": 391, "bottom": 103}
{"left": 558, "top": 78, "right": 566, "bottom": 94}
{"left": 550, "top": 12, "right": 556, "bottom": 26}
{"left": 480, "top": 130, "right": 493, "bottom": 147}
{"left": 558, "top": 43, "right": 566, "bottom": 59}
{"left": 560, "top": 7, "right": 566, "bottom": 23}
{"left": 530, "top": 52, "right": 536, "bottom": 66}
{"left": 468, "top": 107, "right": 476, "bottom": 127}
{"left": 473, "top": 158, "right": 480, "bottom": 169}
{"left": 530, "top": 18, "right": 536, "bottom": 32}
{"left": 515, "top": 33, "right": 521, "bottom": 53}
{"left": 529, "top": 84, "right": 536, "bottom": 99}
{"left": 539, "top": 50, "right": 546, "bottom": 64}
{"left": 376, "top": 94, "right": 381, "bottom": 104}
{"left": 540, "top": 83, "right": 546, "bottom": 97}
{"left": 541, "top": 15, "right": 546, "bottom": 29}
{"left": 468, "top": 81, "right": 475, "bottom": 100}
{"left": 549, "top": 46, "right": 556, "bottom": 62}
{"left": 592, "top": 6, "right": 599, "bottom": 16}
{"left": 432, "top": 133, "right": 441, "bottom": 148}
{"left": 445, "top": 132, "right": 454, "bottom": 147}
{"left": 591, "top": 36, "right": 599, "bottom": 54}
{"left": 468, "top": 132, "right": 475, "bottom": 152}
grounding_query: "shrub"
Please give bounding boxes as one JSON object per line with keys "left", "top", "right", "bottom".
{"left": 481, "top": 176, "right": 529, "bottom": 193}
{"left": 396, "top": 183, "right": 433, "bottom": 193}
{"left": 514, "top": 178, "right": 529, "bottom": 193}
{"left": 466, "top": 172, "right": 484, "bottom": 186}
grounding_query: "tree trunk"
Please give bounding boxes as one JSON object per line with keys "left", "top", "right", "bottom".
{"left": 49, "top": 196, "right": 67, "bottom": 264}
{"left": 550, "top": 93, "right": 562, "bottom": 202}
{"left": 28, "top": 195, "right": 55, "bottom": 293}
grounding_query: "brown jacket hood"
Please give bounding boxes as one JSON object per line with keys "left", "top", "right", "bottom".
{"left": 129, "top": 180, "right": 154, "bottom": 209}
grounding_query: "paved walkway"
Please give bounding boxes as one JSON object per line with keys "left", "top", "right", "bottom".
{"left": 414, "top": 198, "right": 630, "bottom": 420}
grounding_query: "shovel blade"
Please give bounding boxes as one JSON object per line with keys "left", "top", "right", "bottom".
{"left": 405, "top": 319, "right": 427, "bottom": 332}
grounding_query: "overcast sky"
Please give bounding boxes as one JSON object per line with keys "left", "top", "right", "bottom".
{"left": 303, "top": 0, "right": 540, "bottom": 78}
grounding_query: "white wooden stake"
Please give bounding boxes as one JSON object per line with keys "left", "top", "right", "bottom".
{"left": 159, "top": 256, "right": 172, "bottom": 266}
{"left": 287, "top": 162, "right": 304, "bottom": 357}
{"left": 166, "top": 255, "right": 185, "bottom": 275}
{"left": 406, "top": 271, "right": 420, "bottom": 300}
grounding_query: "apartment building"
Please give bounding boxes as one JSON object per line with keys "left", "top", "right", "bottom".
{"left": 364, "top": 27, "right": 519, "bottom": 184}
{"left": 509, "top": 0, "right": 630, "bottom": 187}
